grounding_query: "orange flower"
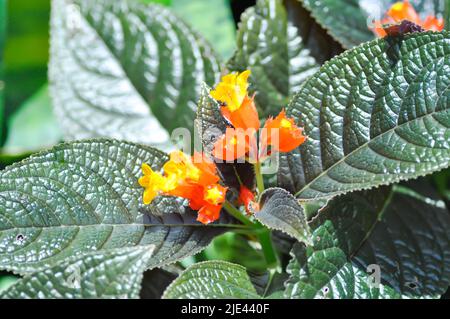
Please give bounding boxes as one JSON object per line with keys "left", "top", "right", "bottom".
{"left": 238, "top": 185, "right": 258, "bottom": 214}
{"left": 139, "top": 151, "right": 227, "bottom": 224}
{"left": 190, "top": 184, "right": 227, "bottom": 224}
{"left": 221, "top": 95, "right": 260, "bottom": 131}
{"left": 387, "top": 0, "right": 420, "bottom": 23}
{"left": 212, "top": 127, "right": 257, "bottom": 162}
{"left": 261, "top": 110, "right": 307, "bottom": 153}
{"left": 372, "top": 0, "right": 444, "bottom": 37}
{"left": 422, "top": 16, "right": 445, "bottom": 31}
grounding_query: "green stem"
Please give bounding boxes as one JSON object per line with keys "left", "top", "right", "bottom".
{"left": 256, "top": 228, "right": 280, "bottom": 271}
{"left": 254, "top": 161, "right": 265, "bottom": 197}
{"left": 223, "top": 201, "right": 280, "bottom": 270}
{"left": 223, "top": 201, "right": 253, "bottom": 227}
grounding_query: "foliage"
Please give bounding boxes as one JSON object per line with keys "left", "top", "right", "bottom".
{"left": 0, "top": 0, "right": 449, "bottom": 299}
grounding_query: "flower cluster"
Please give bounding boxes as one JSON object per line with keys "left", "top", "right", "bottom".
{"left": 372, "top": 0, "right": 444, "bottom": 37}
{"left": 139, "top": 151, "right": 227, "bottom": 224}
{"left": 139, "top": 70, "right": 307, "bottom": 224}
{"left": 210, "top": 70, "right": 306, "bottom": 162}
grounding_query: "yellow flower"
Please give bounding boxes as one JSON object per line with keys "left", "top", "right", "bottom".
{"left": 138, "top": 163, "right": 166, "bottom": 204}
{"left": 203, "top": 184, "right": 227, "bottom": 206}
{"left": 210, "top": 70, "right": 251, "bottom": 112}
{"left": 163, "top": 151, "right": 201, "bottom": 184}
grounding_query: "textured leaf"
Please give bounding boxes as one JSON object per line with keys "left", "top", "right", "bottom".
{"left": 301, "top": 0, "right": 446, "bottom": 48}
{"left": 352, "top": 183, "right": 450, "bottom": 296}
{"left": 228, "top": 0, "right": 318, "bottom": 116}
{"left": 255, "top": 188, "right": 312, "bottom": 244}
{"left": 195, "top": 84, "right": 255, "bottom": 192}
{"left": 1, "top": 246, "right": 155, "bottom": 299}
{"left": 49, "top": 0, "right": 221, "bottom": 145}
{"left": 162, "top": 260, "right": 261, "bottom": 299}
{"left": 0, "top": 139, "right": 231, "bottom": 274}
{"left": 279, "top": 32, "right": 450, "bottom": 200}
{"left": 285, "top": 185, "right": 450, "bottom": 299}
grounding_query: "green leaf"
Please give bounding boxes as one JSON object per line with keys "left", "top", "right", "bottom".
{"left": 49, "top": 0, "right": 221, "bottom": 145}
{"left": 285, "top": 184, "right": 450, "bottom": 298}
{"left": 1, "top": 246, "right": 155, "bottom": 299}
{"left": 195, "top": 84, "right": 255, "bottom": 191}
{"left": 162, "top": 260, "right": 261, "bottom": 299}
{"left": 255, "top": 188, "right": 312, "bottom": 244}
{"left": 279, "top": 32, "right": 450, "bottom": 200}
{"left": 3, "top": 85, "right": 62, "bottom": 153}
{"left": 228, "top": 0, "right": 318, "bottom": 116}
{"left": 300, "top": 0, "right": 446, "bottom": 48}
{"left": 172, "top": 0, "right": 236, "bottom": 60}
{"left": 0, "top": 139, "right": 231, "bottom": 274}
{"left": 352, "top": 182, "right": 450, "bottom": 297}
{"left": 284, "top": 0, "right": 343, "bottom": 64}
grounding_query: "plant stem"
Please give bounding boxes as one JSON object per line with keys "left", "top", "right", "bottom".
{"left": 223, "top": 201, "right": 253, "bottom": 227}
{"left": 223, "top": 201, "right": 280, "bottom": 270}
{"left": 256, "top": 228, "right": 280, "bottom": 271}
{"left": 254, "top": 161, "right": 265, "bottom": 197}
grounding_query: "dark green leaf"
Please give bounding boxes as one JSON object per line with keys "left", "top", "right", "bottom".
{"left": 228, "top": 0, "right": 318, "bottom": 116}
{"left": 352, "top": 182, "right": 450, "bottom": 297}
{"left": 1, "top": 246, "right": 155, "bottom": 299}
{"left": 50, "top": 0, "right": 221, "bottom": 145}
{"left": 255, "top": 187, "right": 312, "bottom": 244}
{"left": 279, "top": 32, "right": 450, "bottom": 200}
{"left": 285, "top": 185, "right": 450, "bottom": 298}
{"left": 162, "top": 260, "right": 261, "bottom": 299}
{"left": 284, "top": 0, "right": 343, "bottom": 64}
{"left": 140, "top": 267, "right": 178, "bottom": 299}
{"left": 249, "top": 271, "right": 289, "bottom": 298}
{"left": 301, "top": 0, "right": 446, "bottom": 48}
{"left": 0, "top": 139, "right": 231, "bottom": 274}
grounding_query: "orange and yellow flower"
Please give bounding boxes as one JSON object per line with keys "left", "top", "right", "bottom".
{"left": 261, "top": 110, "right": 307, "bottom": 153}
{"left": 139, "top": 151, "right": 227, "bottom": 224}
{"left": 238, "top": 185, "right": 259, "bottom": 214}
{"left": 372, "top": 0, "right": 444, "bottom": 37}
{"left": 211, "top": 70, "right": 260, "bottom": 131}
{"left": 211, "top": 70, "right": 307, "bottom": 162}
